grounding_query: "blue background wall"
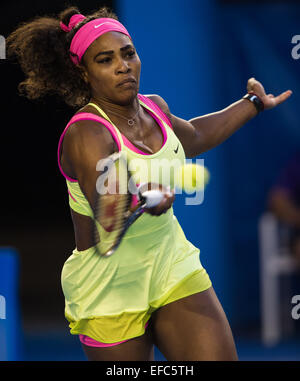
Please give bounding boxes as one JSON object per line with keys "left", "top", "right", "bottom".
{"left": 217, "top": 1, "right": 300, "bottom": 328}
{"left": 116, "top": 0, "right": 300, "bottom": 329}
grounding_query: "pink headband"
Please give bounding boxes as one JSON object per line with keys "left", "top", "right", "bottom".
{"left": 60, "top": 15, "right": 131, "bottom": 65}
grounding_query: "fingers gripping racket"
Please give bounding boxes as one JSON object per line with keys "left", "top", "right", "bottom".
{"left": 94, "top": 152, "right": 163, "bottom": 257}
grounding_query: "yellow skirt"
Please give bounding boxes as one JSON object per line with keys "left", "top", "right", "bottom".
{"left": 61, "top": 212, "right": 212, "bottom": 343}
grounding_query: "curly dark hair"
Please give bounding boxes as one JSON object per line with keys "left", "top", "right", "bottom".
{"left": 6, "top": 6, "right": 118, "bottom": 109}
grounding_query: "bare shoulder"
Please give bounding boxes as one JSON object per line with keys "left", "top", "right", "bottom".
{"left": 67, "top": 120, "right": 114, "bottom": 151}
{"left": 62, "top": 109, "right": 116, "bottom": 169}
{"left": 143, "top": 94, "right": 172, "bottom": 119}
{"left": 70, "top": 103, "right": 116, "bottom": 143}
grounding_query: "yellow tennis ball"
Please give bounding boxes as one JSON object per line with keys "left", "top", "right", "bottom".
{"left": 174, "top": 163, "right": 210, "bottom": 193}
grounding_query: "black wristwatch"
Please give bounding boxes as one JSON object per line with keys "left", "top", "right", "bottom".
{"left": 242, "top": 93, "right": 264, "bottom": 113}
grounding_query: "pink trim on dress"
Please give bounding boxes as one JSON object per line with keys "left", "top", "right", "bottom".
{"left": 68, "top": 189, "right": 77, "bottom": 203}
{"left": 145, "top": 107, "right": 168, "bottom": 144}
{"left": 57, "top": 113, "right": 122, "bottom": 182}
{"left": 79, "top": 334, "right": 128, "bottom": 347}
{"left": 57, "top": 95, "right": 172, "bottom": 180}
{"left": 138, "top": 94, "right": 172, "bottom": 129}
{"left": 121, "top": 135, "right": 149, "bottom": 155}
{"left": 121, "top": 100, "right": 168, "bottom": 155}
{"left": 79, "top": 321, "right": 149, "bottom": 348}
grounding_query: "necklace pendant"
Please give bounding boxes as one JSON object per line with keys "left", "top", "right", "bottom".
{"left": 128, "top": 119, "right": 134, "bottom": 126}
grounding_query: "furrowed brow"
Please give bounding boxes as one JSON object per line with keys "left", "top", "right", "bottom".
{"left": 120, "top": 44, "right": 134, "bottom": 51}
{"left": 94, "top": 50, "right": 114, "bottom": 60}
{"left": 94, "top": 45, "right": 134, "bottom": 60}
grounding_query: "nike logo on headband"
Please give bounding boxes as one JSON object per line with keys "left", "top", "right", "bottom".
{"left": 94, "top": 22, "right": 110, "bottom": 28}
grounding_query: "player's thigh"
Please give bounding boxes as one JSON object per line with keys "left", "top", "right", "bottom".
{"left": 151, "top": 287, "right": 238, "bottom": 361}
{"left": 81, "top": 325, "right": 154, "bottom": 361}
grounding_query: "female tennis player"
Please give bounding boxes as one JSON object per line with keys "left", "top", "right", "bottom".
{"left": 7, "top": 6, "right": 292, "bottom": 361}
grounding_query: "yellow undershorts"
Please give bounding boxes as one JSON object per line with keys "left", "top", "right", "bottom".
{"left": 65, "top": 265, "right": 212, "bottom": 344}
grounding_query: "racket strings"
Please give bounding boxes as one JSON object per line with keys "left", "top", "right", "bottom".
{"left": 97, "top": 192, "right": 131, "bottom": 232}
{"left": 94, "top": 154, "right": 134, "bottom": 255}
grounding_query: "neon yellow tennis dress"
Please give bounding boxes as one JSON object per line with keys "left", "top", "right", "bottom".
{"left": 57, "top": 94, "right": 212, "bottom": 343}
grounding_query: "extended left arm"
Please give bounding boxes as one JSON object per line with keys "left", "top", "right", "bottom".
{"left": 149, "top": 78, "right": 292, "bottom": 158}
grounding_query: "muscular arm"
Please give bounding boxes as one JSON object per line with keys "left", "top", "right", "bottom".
{"left": 62, "top": 119, "right": 116, "bottom": 214}
{"left": 147, "top": 94, "right": 256, "bottom": 158}
{"left": 147, "top": 79, "right": 292, "bottom": 158}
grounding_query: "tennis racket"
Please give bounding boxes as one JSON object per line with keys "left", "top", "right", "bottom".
{"left": 94, "top": 152, "right": 164, "bottom": 257}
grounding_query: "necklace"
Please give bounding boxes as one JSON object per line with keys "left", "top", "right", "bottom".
{"left": 104, "top": 105, "right": 141, "bottom": 126}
